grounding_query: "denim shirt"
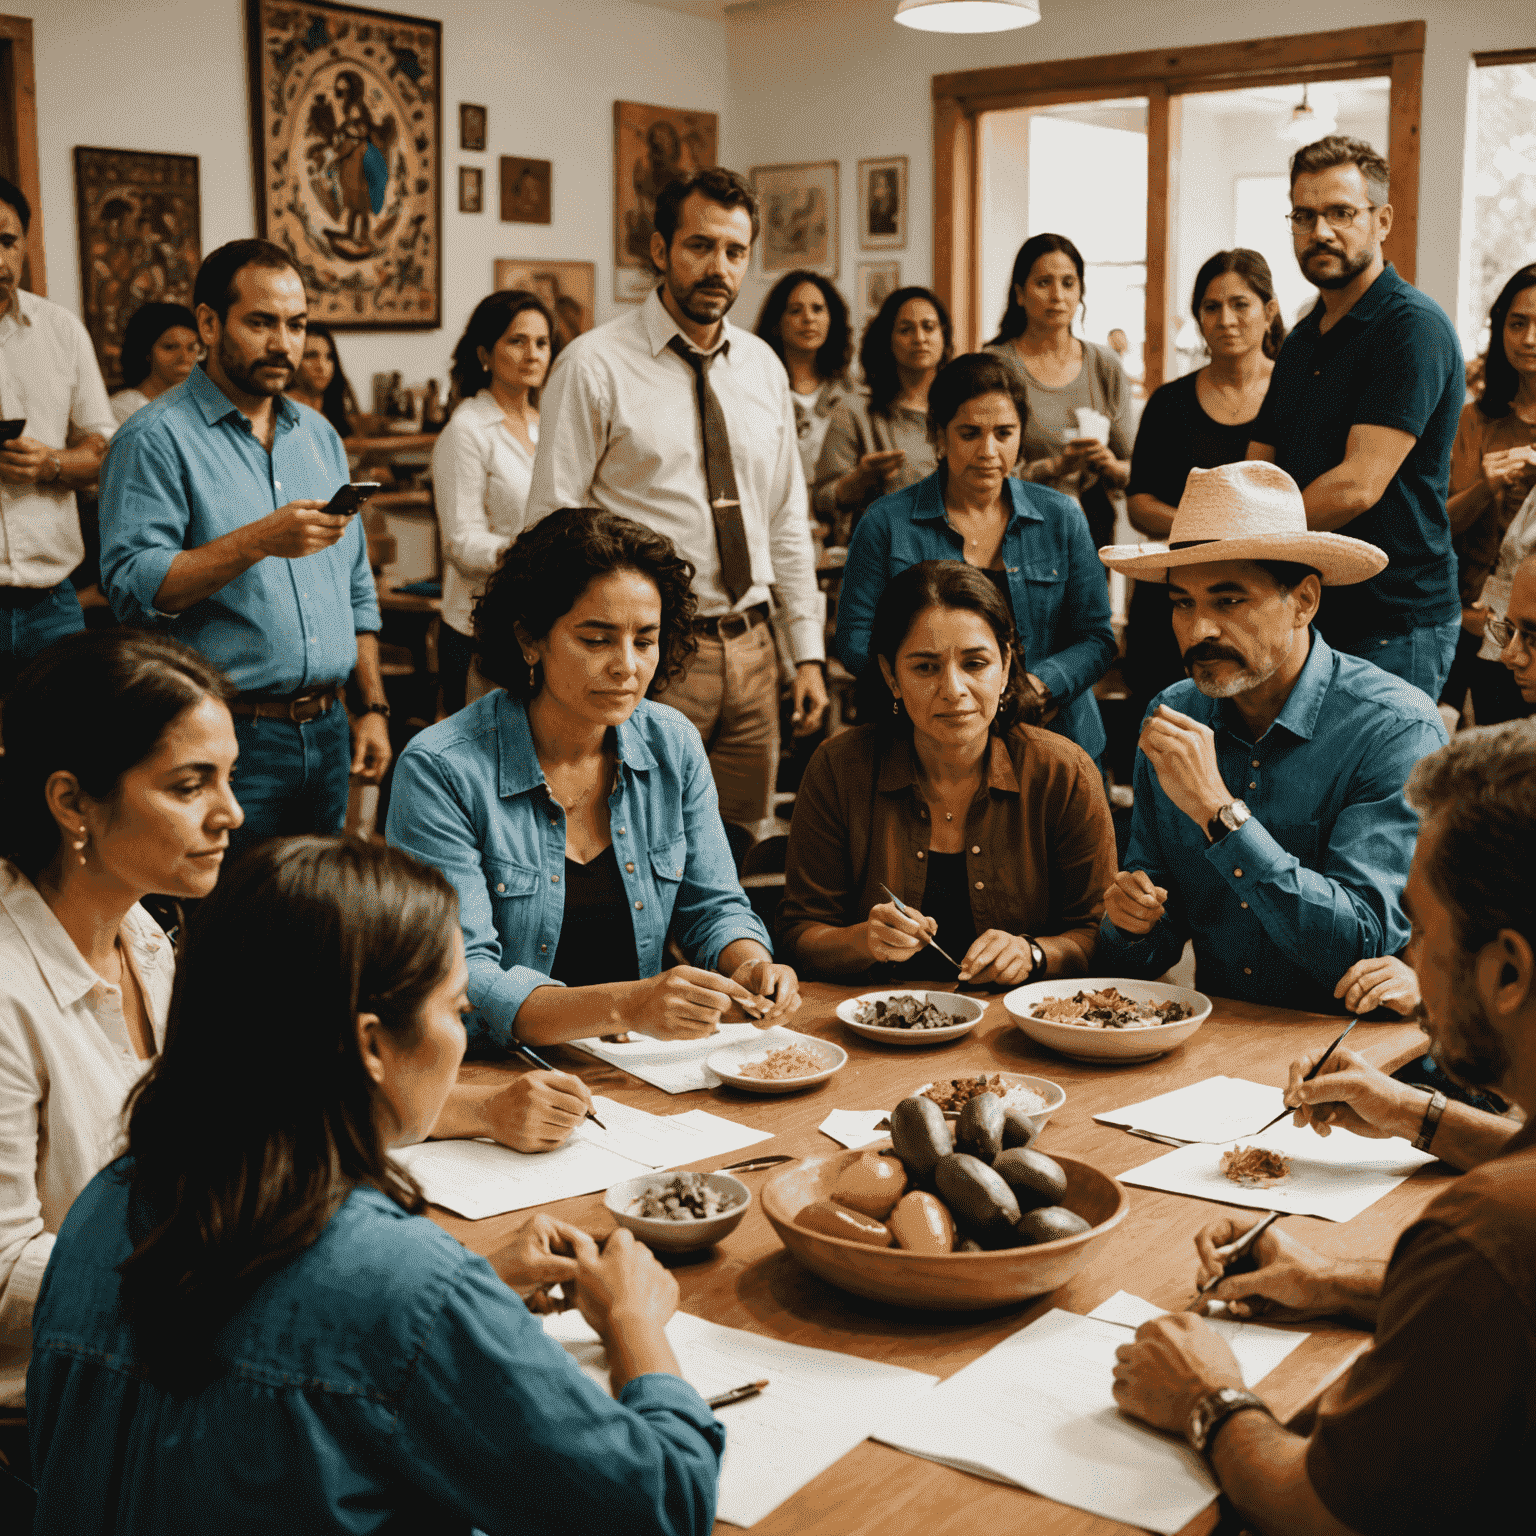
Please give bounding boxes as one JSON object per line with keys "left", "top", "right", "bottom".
{"left": 1098, "top": 633, "right": 1448, "bottom": 1012}
{"left": 833, "top": 471, "right": 1116, "bottom": 760}
{"left": 28, "top": 1166, "right": 724, "bottom": 1535}
{"left": 386, "top": 691, "right": 771, "bottom": 1049}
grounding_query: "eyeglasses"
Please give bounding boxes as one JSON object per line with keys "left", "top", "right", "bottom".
{"left": 1485, "top": 614, "right": 1536, "bottom": 656}
{"left": 1285, "top": 203, "right": 1377, "bottom": 233}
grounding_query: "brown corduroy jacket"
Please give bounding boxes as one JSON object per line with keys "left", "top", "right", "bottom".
{"left": 778, "top": 722, "right": 1115, "bottom": 979}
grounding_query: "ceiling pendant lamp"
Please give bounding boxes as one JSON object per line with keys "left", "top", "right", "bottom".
{"left": 1281, "top": 84, "right": 1337, "bottom": 144}
{"left": 894, "top": 0, "right": 1041, "bottom": 34}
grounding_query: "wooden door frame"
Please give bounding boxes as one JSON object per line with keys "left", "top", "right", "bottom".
{"left": 0, "top": 14, "right": 43, "bottom": 295}
{"left": 933, "top": 21, "right": 1426, "bottom": 390}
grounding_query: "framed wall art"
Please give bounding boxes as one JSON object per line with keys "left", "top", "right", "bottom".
{"left": 247, "top": 0, "right": 442, "bottom": 330}
{"left": 752, "top": 160, "right": 838, "bottom": 279}
{"left": 499, "top": 157, "right": 551, "bottom": 224}
{"left": 857, "top": 260, "right": 900, "bottom": 329}
{"left": 613, "top": 100, "right": 717, "bottom": 303}
{"left": 493, "top": 258, "right": 595, "bottom": 351}
{"left": 459, "top": 103, "right": 486, "bottom": 151}
{"left": 73, "top": 146, "right": 201, "bottom": 391}
{"left": 858, "top": 155, "right": 906, "bottom": 251}
{"left": 458, "top": 166, "right": 483, "bottom": 213}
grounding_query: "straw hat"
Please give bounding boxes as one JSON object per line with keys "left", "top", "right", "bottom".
{"left": 1098, "top": 460, "right": 1387, "bottom": 586}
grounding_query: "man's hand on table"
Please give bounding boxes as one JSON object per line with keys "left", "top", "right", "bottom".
{"left": 1284, "top": 1045, "right": 1425, "bottom": 1143}
{"left": 1191, "top": 1211, "right": 1364, "bottom": 1322}
{"left": 1138, "top": 705, "right": 1234, "bottom": 831}
{"left": 1104, "top": 870, "right": 1168, "bottom": 935}
{"left": 1112, "top": 1312, "right": 1245, "bottom": 1433}
{"left": 958, "top": 930, "right": 1037, "bottom": 986}
{"left": 1334, "top": 955, "right": 1419, "bottom": 1016}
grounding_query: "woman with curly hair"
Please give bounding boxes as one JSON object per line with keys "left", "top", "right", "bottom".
{"left": 812, "top": 285, "right": 951, "bottom": 544}
{"left": 386, "top": 508, "right": 800, "bottom": 1052}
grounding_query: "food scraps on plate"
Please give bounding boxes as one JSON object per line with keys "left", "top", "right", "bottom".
{"left": 738, "top": 1043, "right": 828, "bottom": 1080}
{"left": 1030, "top": 986, "right": 1195, "bottom": 1029}
{"left": 854, "top": 995, "right": 954, "bottom": 1030}
{"left": 923, "top": 1074, "right": 1047, "bottom": 1116}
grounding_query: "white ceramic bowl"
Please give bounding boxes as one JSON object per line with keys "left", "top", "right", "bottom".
{"left": 1003, "top": 977, "right": 1213, "bottom": 1063}
{"left": 836, "top": 989, "right": 986, "bottom": 1046}
{"left": 707, "top": 1030, "right": 848, "bottom": 1094}
{"left": 603, "top": 1171, "right": 752, "bottom": 1252}
{"left": 907, "top": 1071, "right": 1066, "bottom": 1137}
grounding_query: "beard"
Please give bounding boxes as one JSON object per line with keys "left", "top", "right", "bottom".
{"left": 1419, "top": 952, "right": 1512, "bottom": 1091}
{"left": 1302, "top": 242, "right": 1376, "bottom": 291}
{"left": 670, "top": 272, "right": 737, "bottom": 325}
{"left": 1183, "top": 642, "right": 1281, "bottom": 699}
{"left": 218, "top": 332, "right": 293, "bottom": 397}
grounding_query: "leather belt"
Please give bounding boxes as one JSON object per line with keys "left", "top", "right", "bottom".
{"left": 694, "top": 602, "right": 770, "bottom": 640}
{"left": 0, "top": 585, "right": 65, "bottom": 609}
{"left": 227, "top": 684, "right": 341, "bottom": 723}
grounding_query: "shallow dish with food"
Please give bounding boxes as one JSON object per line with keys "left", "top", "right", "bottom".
{"left": 761, "top": 1142, "right": 1126, "bottom": 1310}
{"left": 1004, "top": 977, "right": 1212, "bottom": 1063}
{"left": 836, "top": 989, "right": 986, "bottom": 1046}
{"left": 707, "top": 1031, "right": 848, "bottom": 1094}
{"left": 909, "top": 1072, "right": 1066, "bottom": 1137}
{"left": 603, "top": 1171, "right": 752, "bottom": 1251}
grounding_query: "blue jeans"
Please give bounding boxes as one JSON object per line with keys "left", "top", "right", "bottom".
{"left": 1330, "top": 618, "right": 1460, "bottom": 703}
{"left": 0, "top": 581, "right": 85, "bottom": 688}
{"left": 228, "top": 702, "right": 352, "bottom": 856}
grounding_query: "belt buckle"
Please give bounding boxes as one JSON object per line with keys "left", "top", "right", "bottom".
{"left": 717, "top": 612, "right": 749, "bottom": 640}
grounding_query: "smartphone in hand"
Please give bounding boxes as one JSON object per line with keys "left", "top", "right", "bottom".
{"left": 323, "top": 481, "right": 383, "bottom": 517}
{"left": 0, "top": 419, "right": 27, "bottom": 445}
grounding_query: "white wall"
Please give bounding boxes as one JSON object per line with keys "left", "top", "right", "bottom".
{"left": 725, "top": 0, "right": 1536, "bottom": 338}
{"left": 31, "top": 0, "right": 726, "bottom": 396}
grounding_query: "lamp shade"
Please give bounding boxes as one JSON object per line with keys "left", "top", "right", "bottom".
{"left": 895, "top": 0, "right": 1042, "bottom": 33}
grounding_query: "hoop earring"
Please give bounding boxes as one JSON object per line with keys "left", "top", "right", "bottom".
{"left": 891, "top": 697, "right": 902, "bottom": 716}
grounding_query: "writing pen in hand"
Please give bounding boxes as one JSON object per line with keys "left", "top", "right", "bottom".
{"left": 706, "top": 1379, "right": 769, "bottom": 1409}
{"left": 878, "top": 883, "right": 963, "bottom": 972}
{"left": 1196, "top": 1210, "right": 1282, "bottom": 1298}
{"left": 1252, "top": 1017, "right": 1359, "bottom": 1137}
{"left": 511, "top": 1043, "right": 606, "bottom": 1131}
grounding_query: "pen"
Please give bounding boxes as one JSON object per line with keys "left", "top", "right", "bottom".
{"left": 1252, "top": 1017, "right": 1359, "bottom": 1137}
{"left": 511, "top": 1043, "right": 606, "bottom": 1131}
{"left": 878, "top": 883, "right": 963, "bottom": 972}
{"left": 1196, "top": 1210, "right": 1282, "bottom": 1297}
{"left": 706, "top": 1379, "right": 769, "bottom": 1409}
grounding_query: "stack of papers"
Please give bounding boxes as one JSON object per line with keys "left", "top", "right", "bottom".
{"left": 570, "top": 1022, "right": 763, "bottom": 1093}
{"left": 874, "top": 1292, "right": 1306, "bottom": 1535}
{"left": 1096, "top": 1075, "right": 1288, "bottom": 1144}
{"left": 1119, "top": 1116, "right": 1435, "bottom": 1222}
{"left": 392, "top": 1096, "right": 772, "bottom": 1219}
{"left": 544, "top": 1309, "right": 937, "bottom": 1528}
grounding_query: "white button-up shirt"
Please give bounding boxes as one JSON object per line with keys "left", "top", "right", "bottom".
{"left": 430, "top": 389, "right": 536, "bottom": 637}
{"left": 0, "top": 289, "right": 116, "bottom": 588}
{"left": 0, "top": 862, "right": 174, "bottom": 1406}
{"left": 527, "top": 288, "right": 824, "bottom": 663}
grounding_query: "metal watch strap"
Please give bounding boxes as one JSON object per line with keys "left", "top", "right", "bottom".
{"left": 1413, "top": 1088, "right": 1448, "bottom": 1152}
{"left": 1024, "top": 935, "right": 1046, "bottom": 975}
{"left": 1188, "top": 1387, "right": 1270, "bottom": 1455}
{"left": 1206, "top": 799, "right": 1250, "bottom": 844}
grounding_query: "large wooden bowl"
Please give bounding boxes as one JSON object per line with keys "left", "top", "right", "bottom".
{"left": 761, "top": 1142, "right": 1128, "bottom": 1312}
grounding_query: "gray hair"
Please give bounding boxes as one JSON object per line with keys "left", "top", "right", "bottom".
{"left": 1406, "top": 721, "right": 1536, "bottom": 951}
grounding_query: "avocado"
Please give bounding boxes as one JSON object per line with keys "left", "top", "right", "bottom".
{"left": 991, "top": 1147, "right": 1069, "bottom": 1212}
{"left": 1015, "top": 1205, "right": 1092, "bottom": 1245}
{"left": 934, "top": 1152, "right": 1022, "bottom": 1236}
{"left": 890, "top": 1095, "right": 953, "bottom": 1180}
{"left": 1001, "top": 1107, "right": 1040, "bottom": 1150}
{"left": 887, "top": 1190, "right": 956, "bottom": 1254}
{"left": 955, "top": 1092, "right": 1005, "bottom": 1163}
{"left": 795, "top": 1199, "right": 894, "bottom": 1247}
{"left": 957, "top": 1237, "right": 985, "bottom": 1253}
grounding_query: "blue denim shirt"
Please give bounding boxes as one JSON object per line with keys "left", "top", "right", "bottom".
{"left": 1098, "top": 633, "right": 1448, "bottom": 1012}
{"left": 28, "top": 1165, "right": 724, "bottom": 1536}
{"left": 833, "top": 471, "right": 1116, "bottom": 760}
{"left": 99, "top": 365, "right": 380, "bottom": 693}
{"left": 386, "top": 691, "right": 771, "bottom": 1049}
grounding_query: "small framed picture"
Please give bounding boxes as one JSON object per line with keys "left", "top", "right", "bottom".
{"left": 459, "top": 103, "right": 487, "bottom": 152}
{"left": 499, "top": 157, "right": 552, "bottom": 224}
{"left": 751, "top": 160, "right": 839, "bottom": 278}
{"left": 859, "top": 156, "right": 907, "bottom": 251}
{"left": 858, "top": 261, "right": 901, "bottom": 329}
{"left": 459, "top": 166, "right": 484, "bottom": 214}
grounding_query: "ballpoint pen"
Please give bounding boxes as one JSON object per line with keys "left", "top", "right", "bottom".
{"left": 706, "top": 1379, "right": 769, "bottom": 1409}
{"left": 878, "top": 883, "right": 963, "bottom": 971}
{"left": 511, "top": 1043, "right": 606, "bottom": 1130}
{"left": 1196, "top": 1210, "right": 1283, "bottom": 1296}
{"left": 1251, "top": 1017, "right": 1359, "bottom": 1137}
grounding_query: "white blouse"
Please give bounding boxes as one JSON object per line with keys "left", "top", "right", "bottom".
{"left": 0, "top": 862, "right": 174, "bottom": 1406}
{"left": 431, "top": 389, "right": 536, "bottom": 638}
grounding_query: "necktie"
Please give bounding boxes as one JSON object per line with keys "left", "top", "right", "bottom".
{"left": 667, "top": 335, "right": 753, "bottom": 605}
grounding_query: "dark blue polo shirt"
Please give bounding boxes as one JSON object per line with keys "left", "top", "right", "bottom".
{"left": 1253, "top": 263, "right": 1463, "bottom": 639}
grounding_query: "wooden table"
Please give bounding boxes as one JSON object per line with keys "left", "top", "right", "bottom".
{"left": 432, "top": 986, "right": 1445, "bottom": 1536}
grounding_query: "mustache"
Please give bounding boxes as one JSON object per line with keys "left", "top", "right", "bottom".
{"left": 1183, "top": 643, "right": 1246, "bottom": 666}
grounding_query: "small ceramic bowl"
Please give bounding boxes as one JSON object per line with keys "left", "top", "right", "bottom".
{"left": 836, "top": 990, "right": 986, "bottom": 1046}
{"left": 908, "top": 1072, "right": 1067, "bottom": 1138}
{"left": 707, "top": 1031, "right": 848, "bottom": 1094}
{"left": 603, "top": 1171, "right": 752, "bottom": 1252}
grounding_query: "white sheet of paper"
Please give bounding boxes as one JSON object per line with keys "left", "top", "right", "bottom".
{"left": 569, "top": 1022, "right": 762, "bottom": 1093}
{"left": 874, "top": 1297, "right": 1307, "bottom": 1536}
{"left": 1088, "top": 1291, "right": 1306, "bottom": 1385}
{"left": 544, "top": 1309, "right": 937, "bottom": 1528}
{"left": 817, "top": 1109, "right": 890, "bottom": 1150}
{"left": 1095, "top": 1076, "right": 1287, "bottom": 1144}
{"left": 391, "top": 1098, "right": 772, "bottom": 1220}
{"left": 1118, "top": 1117, "right": 1435, "bottom": 1222}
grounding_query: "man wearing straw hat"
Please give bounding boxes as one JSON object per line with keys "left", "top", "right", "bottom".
{"left": 1098, "top": 460, "right": 1447, "bottom": 1013}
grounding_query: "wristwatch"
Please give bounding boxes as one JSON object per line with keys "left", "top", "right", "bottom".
{"left": 1205, "top": 799, "right": 1251, "bottom": 844}
{"left": 1022, "top": 935, "right": 1047, "bottom": 976}
{"left": 1187, "top": 1386, "right": 1271, "bottom": 1455}
{"left": 1413, "top": 1088, "right": 1448, "bottom": 1152}
{"left": 359, "top": 701, "right": 391, "bottom": 721}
